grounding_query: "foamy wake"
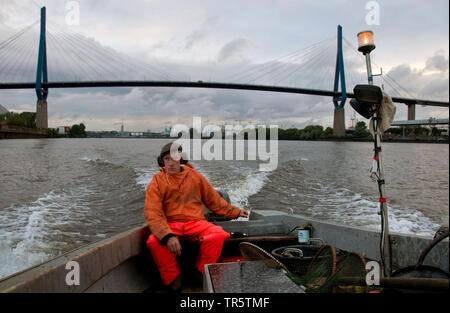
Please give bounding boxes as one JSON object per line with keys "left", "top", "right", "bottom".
{"left": 134, "top": 167, "right": 157, "bottom": 190}
{"left": 0, "top": 188, "right": 105, "bottom": 280}
{"left": 221, "top": 168, "right": 272, "bottom": 221}
{"left": 309, "top": 184, "right": 441, "bottom": 237}
{"left": 80, "top": 156, "right": 111, "bottom": 164}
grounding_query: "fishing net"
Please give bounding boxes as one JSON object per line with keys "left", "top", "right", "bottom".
{"left": 239, "top": 242, "right": 369, "bottom": 293}
{"left": 319, "top": 251, "right": 368, "bottom": 293}
{"left": 286, "top": 246, "right": 368, "bottom": 293}
{"left": 239, "top": 242, "right": 289, "bottom": 272}
{"left": 286, "top": 244, "right": 336, "bottom": 292}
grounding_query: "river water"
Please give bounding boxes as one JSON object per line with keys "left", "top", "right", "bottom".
{"left": 0, "top": 138, "right": 448, "bottom": 279}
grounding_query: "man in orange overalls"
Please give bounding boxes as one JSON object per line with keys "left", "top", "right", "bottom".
{"left": 144, "top": 142, "right": 248, "bottom": 291}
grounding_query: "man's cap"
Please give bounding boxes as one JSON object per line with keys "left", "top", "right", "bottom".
{"left": 160, "top": 142, "right": 182, "bottom": 159}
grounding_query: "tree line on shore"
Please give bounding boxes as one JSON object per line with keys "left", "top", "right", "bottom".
{"left": 186, "top": 121, "right": 370, "bottom": 140}
{"left": 1, "top": 111, "right": 445, "bottom": 140}
{"left": 0, "top": 112, "right": 86, "bottom": 138}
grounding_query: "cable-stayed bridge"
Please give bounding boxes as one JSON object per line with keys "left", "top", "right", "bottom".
{"left": 0, "top": 7, "right": 448, "bottom": 134}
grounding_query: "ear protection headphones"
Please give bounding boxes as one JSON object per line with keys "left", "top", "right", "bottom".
{"left": 157, "top": 153, "right": 189, "bottom": 167}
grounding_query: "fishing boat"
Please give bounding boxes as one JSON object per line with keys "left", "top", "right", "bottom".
{"left": 0, "top": 205, "right": 447, "bottom": 293}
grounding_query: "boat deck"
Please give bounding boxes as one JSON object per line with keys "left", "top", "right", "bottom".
{"left": 0, "top": 210, "right": 447, "bottom": 293}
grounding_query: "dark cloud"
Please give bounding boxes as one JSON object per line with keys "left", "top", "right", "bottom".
{"left": 384, "top": 53, "right": 449, "bottom": 101}
{"left": 388, "top": 64, "right": 412, "bottom": 79}
{"left": 217, "top": 38, "right": 252, "bottom": 63}
{"left": 425, "top": 51, "right": 449, "bottom": 73}
{"left": 184, "top": 30, "right": 207, "bottom": 50}
{"left": 184, "top": 15, "right": 220, "bottom": 50}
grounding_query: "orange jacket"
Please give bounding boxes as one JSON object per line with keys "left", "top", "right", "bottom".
{"left": 144, "top": 163, "right": 241, "bottom": 241}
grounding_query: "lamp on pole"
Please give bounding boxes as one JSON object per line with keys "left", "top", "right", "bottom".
{"left": 357, "top": 30, "right": 376, "bottom": 85}
{"left": 354, "top": 30, "right": 392, "bottom": 278}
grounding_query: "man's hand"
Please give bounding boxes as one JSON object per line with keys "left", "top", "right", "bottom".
{"left": 238, "top": 209, "right": 249, "bottom": 218}
{"left": 167, "top": 236, "right": 182, "bottom": 256}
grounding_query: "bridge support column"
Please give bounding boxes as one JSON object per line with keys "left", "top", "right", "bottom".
{"left": 407, "top": 104, "right": 415, "bottom": 120}
{"left": 332, "top": 25, "right": 346, "bottom": 137}
{"left": 35, "top": 7, "right": 49, "bottom": 128}
{"left": 36, "top": 100, "right": 48, "bottom": 129}
{"left": 333, "top": 108, "right": 345, "bottom": 137}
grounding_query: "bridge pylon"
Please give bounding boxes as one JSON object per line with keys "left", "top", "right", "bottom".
{"left": 35, "top": 7, "right": 48, "bottom": 129}
{"left": 332, "top": 25, "right": 347, "bottom": 137}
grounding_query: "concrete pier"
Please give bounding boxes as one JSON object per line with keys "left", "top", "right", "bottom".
{"left": 36, "top": 100, "right": 48, "bottom": 129}
{"left": 408, "top": 104, "right": 416, "bottom": 121}
{"left": 333, "top": 107, "right": 345, "bottom": 137}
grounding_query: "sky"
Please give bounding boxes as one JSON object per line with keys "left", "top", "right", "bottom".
{"left": 0, "top": 0, "right": 448, "bottom": 132}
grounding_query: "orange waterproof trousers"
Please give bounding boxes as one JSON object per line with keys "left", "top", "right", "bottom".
{"left": 146, "top": 220, "right": 230, "bottom": 286}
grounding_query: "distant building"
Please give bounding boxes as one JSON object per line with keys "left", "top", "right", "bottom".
{"left": 0, "top": 104, "right": 8, "bottom": 115}
{"left": 161, "top": 126, "right": 172, "bottom": 136}
{"left": 120, "top": 124, "right": 124, "bottom": 133}
{"left": 57, "top": 126, "right": 71, "bottom": 135}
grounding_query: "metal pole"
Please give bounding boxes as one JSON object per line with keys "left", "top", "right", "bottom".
{"left": 372, "top": 112, "right": 392, "bottom": 277}
{"left": 366, "top": 51, "right": 392, "bottom": 277}
{"left": 364, "top": 53, "right": 374, "bottom": 85}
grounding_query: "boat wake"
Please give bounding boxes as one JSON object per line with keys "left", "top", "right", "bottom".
{"left": 0, "top": 188, "right": 107, "bottom": 280}
{"left": 250, "top": 159, "right": 441, "bottom": 237}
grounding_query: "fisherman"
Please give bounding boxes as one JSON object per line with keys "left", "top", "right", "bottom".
{"left": 144, "top": 142, "right": 249, "bottom": 291}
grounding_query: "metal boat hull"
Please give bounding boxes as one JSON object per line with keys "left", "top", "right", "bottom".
{"left": 0, "top": 210, "right": 447, "bottom": 293}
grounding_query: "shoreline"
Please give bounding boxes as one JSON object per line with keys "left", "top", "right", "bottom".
{"left": 2, "top": 135, "right": 448, "bottom": 144}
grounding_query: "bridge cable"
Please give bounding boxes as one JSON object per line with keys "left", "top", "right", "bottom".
{"left": 49, "top": 22, "right": 144, "bottom": 81}
{"left": 11, "top": 29, "right": 38, "bottom": 82}
{"left": 272, "top": 39, "right": 336, "bottom": 87}
{"left": 245, "top": 39, "right": 332, "bottom": 85}
{"left": 0, "top": 20, "right": 39, "bottom": 51}
{"left": 279, "top": 39, "right": 336, "bottom": 89}
{"left": 61, "top": 26, "right": 173, "bottom": 81}
{"left": 0, "top": 24, "right": 38, "bottom": 77}
{"left": 46, "top": 19, "right": 176, "bottom": 81}
{"left": 227, "top": 37, "right": 333, "bottom": 83}
{"left": 51, "top": 29, "right": 119, "bottom": 80}
{"left": 273, "top": 39, "right": 335, "bottom": 88}
{"left": 47, "top": 29, "right": 89, "bottom": 81}
{"left": 270, "top": 41, "right": 333, "bottom": 86}
{"left": 47, "top": 30, "right": 98, "bottom": 81}
{"left": 244, "top": 40, "right": 331, "bottom": 84}
{"left": 0, "top": 27, "right": 38, "bottom": 82}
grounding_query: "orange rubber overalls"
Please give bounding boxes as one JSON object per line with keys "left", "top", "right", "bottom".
{"left": 144, "top": 163, "right": 240, "bottom": 286}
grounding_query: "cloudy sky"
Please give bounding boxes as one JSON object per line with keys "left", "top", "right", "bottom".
{"left": 0, "top": 0, "right": 448, "bottom": 131}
